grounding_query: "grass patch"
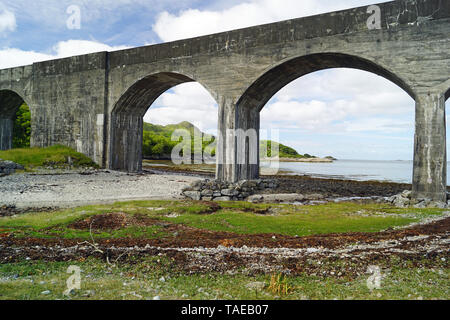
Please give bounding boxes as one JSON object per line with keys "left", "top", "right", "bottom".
{"left": 159, "top": 202, "right": 443, "bottom": 236}
{"left": 0, "top": 200, "right": 445, "bottom": 240}
{"left": 0, "top": 145, "right": 99, "bottom": 170}
{"left": 0, "top": 258, "right": 447, "bottom": 300}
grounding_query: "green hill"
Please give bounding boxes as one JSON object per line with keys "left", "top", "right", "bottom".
{"left": 142, "top": 121, "right": 318, "bottom": 160}
{"left": 142, "top": 122, "right": 215, "bottom": 159}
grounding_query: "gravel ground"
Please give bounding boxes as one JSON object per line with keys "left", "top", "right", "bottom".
{"left": 0, "top": 170, "right": 201, "bottom": 209}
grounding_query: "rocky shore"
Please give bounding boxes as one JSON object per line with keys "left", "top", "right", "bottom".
{"left": 0, "top": 169, "right": 201, "bottom": 209}
{"left": 2, "top": 164, "right": 449, "bottom": 210}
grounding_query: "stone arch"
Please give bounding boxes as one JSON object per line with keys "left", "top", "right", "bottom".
{"left": 237, "top": 52, "right": 415, "bottom": 112}
{"left": 109, "top": 72, "right": 217, "bottom": 171}
{"left": 0, "top": 89, "right": 31, "bottom": 150}
{"left": 225, "top": 52, "right": 416, "bottom": 182}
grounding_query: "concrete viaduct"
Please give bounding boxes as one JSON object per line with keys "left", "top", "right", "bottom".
{"left": 0, "top": 0, "right": 449, "bottom": 201}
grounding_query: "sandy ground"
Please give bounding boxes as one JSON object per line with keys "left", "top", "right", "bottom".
{"left": 0, "top": 170, "right": 201, "bottom": 209}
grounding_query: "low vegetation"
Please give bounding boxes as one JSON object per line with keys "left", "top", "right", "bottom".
{"left": 12, "top": 103, "right": 31, "bottom": 149}
{"left": 0, "top": 200, "right": 443, "bottom": 240}
{"left": 0, "top": 145, "right": 99, "bottom": 170}
{"left": 0, "top": 254, "right": 447, "bottom": 300}
{"left": 0, "top": 200, "right": 448, "bottom": 300}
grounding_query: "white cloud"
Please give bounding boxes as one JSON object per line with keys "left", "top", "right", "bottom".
{"left": 153, "top": 0, "right": 376, "bottom": 42}
{"left": 0, "top": 7, "right": 16, "bottom": 35}
{"left": 259, "top": 69, "right": 415, "bottom": 134}
{"left": 51, "top": 40, "right": 128, "bottom": 58}
{"left": 144, "top": 82, "right": 218, "bottom": 133}
{"left": 0, "top": 40, "right": 128, "bottom": 69}
{"left": 0, "top": 48, "right": 52, "bottom": 69}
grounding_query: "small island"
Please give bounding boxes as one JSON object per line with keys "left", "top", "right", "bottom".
{"left": 259, "top": 140, "right": 336, "bottom": 163}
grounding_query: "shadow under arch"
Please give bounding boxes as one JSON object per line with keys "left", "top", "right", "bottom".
{"left": 237, "top": 53, "right": 415, "bottom": 112}
{"left": 0, "top": 89, "right": 30, "bottom": 150}
{"left": 446, "top": 87, "right": 450, "bottom": 101}
{"left": 110, "top": 72, "right": 216, "bottom": 172}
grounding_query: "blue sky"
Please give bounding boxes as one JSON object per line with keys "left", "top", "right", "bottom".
{"left": 0, "top": 0, "right": 448, "bottom": 160}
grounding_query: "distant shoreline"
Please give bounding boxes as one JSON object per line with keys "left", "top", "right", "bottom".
{"left": 261, "top": 157, "right": 334, "bottom": 163}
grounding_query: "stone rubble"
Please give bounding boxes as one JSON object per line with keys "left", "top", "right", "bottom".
{"left": 181, "top": 179, "right": 278, "bottom": 201}
{"left": 386, "top": 190, "right": 449, "bottom": 208}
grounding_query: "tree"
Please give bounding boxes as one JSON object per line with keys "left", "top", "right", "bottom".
{"left": 12, "top": 103, "right": 31, "bottom": 148}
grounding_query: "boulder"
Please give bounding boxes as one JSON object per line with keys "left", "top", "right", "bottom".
{"left": 183, "top": 191, "right": 202, "bottom": 201}
{"left": 0, "top": 160, "right": 25, "bottom": 176}
{"left": 221, "top": 189, "right": 239, "bottom": 197}
{"left": 214, "top": 196, "right": 232, "bottom": 201}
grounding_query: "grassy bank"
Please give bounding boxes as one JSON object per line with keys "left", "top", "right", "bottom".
{"left": 0, "top": 145, "right": 99, "bottom": 170}
{"left": 0, "top": 257, "right": 447, "bottom": 300}
{"left": 0, "top": 200, "right": 444, "bottom": 240}
{"left": 1, "top": 200, "right": 448, "bottom": 300}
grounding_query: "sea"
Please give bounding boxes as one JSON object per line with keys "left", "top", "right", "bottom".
{"left": 261, "top": 159, "right": 450, "bottom": 185}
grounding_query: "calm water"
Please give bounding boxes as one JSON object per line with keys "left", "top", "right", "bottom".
{"left": 261, "top": 160, "right": 450, "bottom": 185}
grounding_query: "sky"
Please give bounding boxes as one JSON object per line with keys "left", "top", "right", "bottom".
{"left": 0, "top": 0, "right": 448, "bottom": 160}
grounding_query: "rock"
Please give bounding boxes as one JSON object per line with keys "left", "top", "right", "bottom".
{"left": 413, "top": 201, "right": 427, "bottom": 209}
{"left": 0, "top": 160, "right": 24, "bottom": 175}
{"left": 183, "top": 191, "right": 201, "bottom": 201}
{"left": 221, "top": 189, "right": 239, "bottom": 197}
{"left": 249, "top": 193, "right": 305, "bottom": 203}
{"left": 304, "top": 193, "right": 325, "bottom": 200}
{"left": 245, "top": 282, "right": 266, "bottom": 291}
{"left": 41, "top": 290, "right": 51, "bottom": 295}
{"left": 401, "top": 190, "right": 412, "bottom": 199}
{"left": 428, "top": 201, "right": 447, "bottom": 209}
{"left": 393, "top": 196, "right": 409, "bottom": 208}
{"left": 153, "top": 296, "right": 161, "bottom": 300}
{"left": 214, "top": 196, "right": 232, "bottom": 201}
{"left": 201, "top": 189, "right": 213, "bottom": 197}
{"left": 247, "top": 195, "right": 264, "bottom": 203}
{"left": 82, "top": 290, "right": 96, "bottom": 297}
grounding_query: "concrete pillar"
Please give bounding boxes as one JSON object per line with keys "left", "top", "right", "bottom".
{"left": 216, "top": 97, "right": 260, "bottom": 182}
{"left": 412, "top": 92, "right": 447, "bottom": 202}
{"left": 110, "top": 113, "right": 143, "bottom": 172}
{"left": 0, "top": 118, "right": 13, "bottom": 150}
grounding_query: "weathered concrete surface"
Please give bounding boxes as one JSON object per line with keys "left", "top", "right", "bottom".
{"left": 0, "top": 0, "right": 449, "bottom": 201}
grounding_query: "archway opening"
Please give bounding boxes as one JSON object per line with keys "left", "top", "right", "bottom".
{"left": 110, "top": 72, "right": 218, "bottom": 172}
{"left": 0, "top": 90, "right": 30, "bottom": 150}
{"left": 259, "top": 68, "right": 415, "bottom": 184}
{"left": 237, "top": 53, "right": 416, "bottom": 185}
